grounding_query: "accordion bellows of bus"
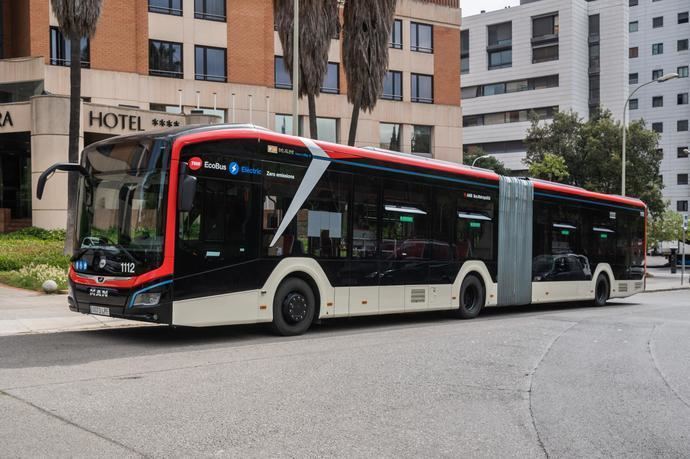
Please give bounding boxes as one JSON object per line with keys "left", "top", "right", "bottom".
{"left": 37, "top": 124, "right": 647, "bottom": 335}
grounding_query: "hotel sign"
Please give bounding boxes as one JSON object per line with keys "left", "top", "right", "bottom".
{"left": 87, "top": 109, "right": 182, "bottom": 133}
{"left": 0, "top": 111, "right": 13, "bottom": 128}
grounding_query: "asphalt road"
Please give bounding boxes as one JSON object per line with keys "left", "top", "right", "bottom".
{"left": 1, "top": 290, "right": 689, "bottom": 458}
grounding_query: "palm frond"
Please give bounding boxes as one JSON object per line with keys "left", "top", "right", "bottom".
{"left": 51, "top": 0, "right": 103, "bottom": 39}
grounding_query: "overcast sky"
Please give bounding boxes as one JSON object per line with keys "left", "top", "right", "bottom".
{"left": 462, "top": 0, "right": 521, "bottom": 17}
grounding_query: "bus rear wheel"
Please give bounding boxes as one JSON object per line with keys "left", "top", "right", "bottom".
{"left": 454, "top": 275, "right": 485, "bottom": 319}
{"left": 592, "top": 274, "right": 609, "bottom": 307}
{"left": 271, "top": 278, "right": 316, "bottom": 336}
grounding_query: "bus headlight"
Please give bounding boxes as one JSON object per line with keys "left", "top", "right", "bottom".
{"left": 132, "top": 292, "right": 162, "bottom": 307}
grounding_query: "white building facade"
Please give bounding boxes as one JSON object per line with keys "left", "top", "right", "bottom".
{"left": 628, "top": 0, "right": 689, "bottom": 215}
{"left": 461, "top": 0, "right": 629, "bottom": 170}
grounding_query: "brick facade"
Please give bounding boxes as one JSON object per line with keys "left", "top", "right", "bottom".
{"left": 91, "top": 0, "right": 148, "bottom": 74}
{"left": 227, "top": 0, "right": 274, "bottom": 87}
{"left": 433, "top": 25, "right": 460, "bottom": 106}
{"left": 29, "top": 0, "right": 49, "bottom": 62}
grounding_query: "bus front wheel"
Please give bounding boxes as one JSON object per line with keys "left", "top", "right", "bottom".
{"left": 271, "top": 278, "right": 316, "bottom": 336}
{"left": 592, "top": 274, "right": 609, "bottom": 307}
{"left": 454, "top": 275, "right": 485, "bottom": 319}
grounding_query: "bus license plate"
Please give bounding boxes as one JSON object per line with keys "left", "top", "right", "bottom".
{"left": 90, "top": 305, "right": 110, "bottom": 316}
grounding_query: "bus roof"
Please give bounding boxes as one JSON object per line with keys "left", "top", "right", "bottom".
{"left": 166, "top": 124, "right": 647, "bottom": 211}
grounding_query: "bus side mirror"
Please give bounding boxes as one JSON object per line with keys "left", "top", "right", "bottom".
{"left": 178, "top": 162, "right": 197, "bottom": 213}
{"left": 36, "top": 163, "right": 89, "bottom": 200}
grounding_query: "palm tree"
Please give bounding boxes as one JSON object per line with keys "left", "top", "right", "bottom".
{"left": 274, "top": 0, "right": 339, "bottom": 140}
{"left": 51, "top": 0, "right": 103, "bottom": 253}
{"left": 342, "top": 0, "right": 396, "bottom": 146}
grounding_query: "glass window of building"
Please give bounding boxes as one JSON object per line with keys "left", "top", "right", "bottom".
{"left": 321, "top": 62, "right": 339, "bottom": 94}
{"left": 411, "top": 73, "right": 433, "bottom": 103}
{"left": 652, "top": 122, "right": 663, "bottom": 132}
{"left": 390, "top": 19, "right": 403, "bottom": 49}
{"left": 652, "top": 16, "right": 663, "bottom": 28}
{"left": 410, "top": 22, "right": 433, "bottom": 53}
{"left": 461, "top": 29, "right": 469, "bottom": 74}
{"left": 533, "top": 14, "right": 559, "bottom": 38}
{"left": 149, "top": 0, "right": 182, "bottom": 15}
{"left": 195, "top": 0, "right": 226, "bottom": 21}
{"left": 629, "top": 0, "right": 638, "bottom": 5}
{"left": 678, "top": 66, "right": 689, "bottom": 78}
{"left": 678, "top": 39, "right": 689, "bottom": 52}
{"left": 49, "top": 27, "right": 89, "bottom": 68}
{"left": 274, "top": 56, "right": 292, "bottom": 89}
{"left": 677, "top": 201, "right": 689, "bottom": 212}
{"left": 678, "top": 93, "right": 689, "bottom": 105}
{"left": 678, "top": 174, "right": 689, "bottom": 185}
{"left": 678, "top": 120, "right": 689, "bottom": 132}
{"left": 275, "top": 114, "right": 293, "bottom": 135}
{"left": 411, "top": 125, "right": 432, "bottom": 155}
{"left": 194, "top": 46, "right": 226, "bottom": 82}
{"left": 652, "top": 43, "right": 663, "bottom": 55}
{"left": 629, "top": 47, "right": 638, "bottom": 58}
{"left": 629, "top": 73, "right": 638, "bottom": 84}
{"left": 315, "top": 118, "right": 338, "bottom": 143}
{"left": 380, "top": 123, "right": 402, "bottom": 151}
{"left": 149, "top": 40, "right": 182, "bottom": 78}
{"left": 382, "top": 70, "right": 403, "bottom": 101}
{"left": 629, "top": 98, "right": 638, "bottom": 110}
{"left": 652, "top": 96, "right": 663, "bottom": 107}
{"left": 629, "top": 21, "right": 638, "bottom": 32}
{"left": 679, "top": 12, "right": 689, "bottom": 24}
{"left": 678, "top": 147, "right": 689, "bottom": 158}
{"left": 488, "top": 21, "right": 512, "bottom": 69}
{"left": 532, "top": 13, "right": 559, "bottom": 64}
{"left": 652, "top": 69, "right": 664, "bottom": 80}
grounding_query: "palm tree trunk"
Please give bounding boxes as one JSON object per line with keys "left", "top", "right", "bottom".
{"left": 348, "top": 101, "right": 360, "bottom": 146}
{"left": 308, "top": 93, "right": 318, "bottom": 139}
{"left": 64, "top": 37, "right": 81, "bottom": 255}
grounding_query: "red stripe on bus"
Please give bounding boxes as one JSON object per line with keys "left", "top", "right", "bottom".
{"left": 532, "top": 180, "right": 646, "bottom": 209}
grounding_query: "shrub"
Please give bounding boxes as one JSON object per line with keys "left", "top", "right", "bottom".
{"left": 0, "top": 263, "right": 68, "bottom": 292}
{"left": 0, "top": 227, "right": 66, "bottom": 241}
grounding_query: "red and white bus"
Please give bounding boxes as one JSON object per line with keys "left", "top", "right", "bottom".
{"left": 37, "top": 125, "right": 646, "bottom": 335}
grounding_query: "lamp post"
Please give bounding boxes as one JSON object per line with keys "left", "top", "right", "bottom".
{"left": 471, "top": 154, "right": 492, "bottom": 167}
{"left": 291, "top": 0, "right": 299, "bottom": 135}
{"left": 621, "top": 72, "right": 679, "bottom": 195}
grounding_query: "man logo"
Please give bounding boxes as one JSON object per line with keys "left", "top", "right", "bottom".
{"left": 99, "top": 257, "right": 107, "bottom": 269}
{"left": 229, "top": 162, "right": 240, "bottom": 175}
{"left": 188, "top": 157, "right": 203, "bottom": 171}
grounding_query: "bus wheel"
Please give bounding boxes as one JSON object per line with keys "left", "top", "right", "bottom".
{"left": 454, "top": 275, "right": 485, "bottom": 319}
{"left": 592, "top": 274, "right": 609, "bottom": 307}
{"left": 271, "top": 278, "right": 316, "bottom": 336}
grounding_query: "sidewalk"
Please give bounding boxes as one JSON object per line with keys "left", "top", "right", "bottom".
{"left": 0, "top": 284, "right": 145, "bottom": 336}
{"left": 646, "top": 267, "right": 690, "bottom": 292}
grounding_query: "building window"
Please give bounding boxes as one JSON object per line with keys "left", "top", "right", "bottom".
{"left": 677, "top": 201, "right": 689, "bottom": 212}
{"left": 534, "top": 45, "right": 559, "bottom": 64}
{"left": 652, "top": 96, "right": 663, "bottom": 107}
{"left": 410, "top": 22, "right": 433, "bottom": 53}
{"left": 588, "top": 43, "right": 600, "bottom": 73}
{"left": 679, "top": 12, "right": 689, "bottom": 24}
{"left": 678, "top": 93, "right": 689, "bottom": 105}
{"left": 488, "top": 21, "right": 512, "bottom": 69}
{"left": 194, "top": 0, "right": 225, "bottom": 21}
{"left": 678, "top": 174, "right": 688, "bottom": 185}
{"left": 275, "top": 114, "right": 293, "bottom": 135}
{"left": 463, "top": 106, "right": 558, "bottom": 127}
{"left": 461, "top": 75, "right": 558, "bottom": 99}
{"left": 629, "top": 21, "right": 638, "bottom": 32}
{"left": 274, "top": 56, "right": 292, "bottom": 89}
{"left": 629, "top": 98, "right": 639, "bottom": 110}
{"left": 652, "top": 43, "right": 663, "bottom": 55}
{"left": 411, "top": 73, "right": 433, "bottom": 103}
{"left": 321, "top": 62, "right": 339, "bottom": 94}
{"left": 194, "top": 46, "right": 226, "bottom": 82}
{"left": 629, "top": 0, "right": 638, "bottom": 5}
{"left": 533, "top": 13, "right": 560, "bottom": 63}
{"left": 678, "top": 66, "right": 689, "bottom": 78}
{"left": 533, "top": 13, "right": 559, "bottom": 38}
{"left": 49, "top": 27, "right": 89, "bottom": 68}
{"left": 678, "top": 147, "right": 689, "bottom": 158}
{"left": 589, "top": 75, "right": 600, "bottom": 105}
{"left": 380, "top": 123, "right": 402, "bottom": 151}
{"left": 652, "top": 69, "right": 664, "bottom": 80}
{"left": 313, "top": 118, "right": 338, "bottom": 143}
{"left": 461, "top": 29, "right": 469, "bottom": 74}
{"left": 652, "top": 122, "right": 663, "bottom": 133}
{"left": 411, "top": 125, "right": 432, "bottom": 155}
{"left": 149, "top": 40, "right": 182, "bottom": 78}
{"left": 382, "top": 70, "right": 402, "bottom": 101}
{"left": 629, "top": 47, "right": 638, "bottom": 58}
{"left": 629, "top": 73, "right": 638, "bottom": 84}
{"left": 652, "top": 16, "right": 664, "bottom": 28}
{"left": 390, "top": 19, "right": 402, "bottom": 49}
{"left": 678, "top": 39, "right": 689, "bottom": 52}
{"left": 678, "top": 120, "right": 689, "bottom": 132}
{"left": 149, "top": 0, "right": 182, "bottom": 15}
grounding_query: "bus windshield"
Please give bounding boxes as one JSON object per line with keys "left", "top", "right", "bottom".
{"left": 74, "top": 137, "right": 170, "bottom": 276}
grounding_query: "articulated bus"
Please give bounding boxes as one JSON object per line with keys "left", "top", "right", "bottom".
{"left": 37, "top": 125, "right": 646, "bottom": 335}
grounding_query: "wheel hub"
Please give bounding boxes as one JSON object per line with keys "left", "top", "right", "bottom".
{"left": 283, "top": 293, "right": 308, "bottom": 324}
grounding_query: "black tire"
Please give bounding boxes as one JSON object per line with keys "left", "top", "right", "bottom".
{"left": 271, "top": 278, "right": 316, "bottom": 336}
{"left": 454, "top": 275, "right": 485, "bottom": 319}
{"left": 592, "top": 274, "right": 609, "bottom": 307}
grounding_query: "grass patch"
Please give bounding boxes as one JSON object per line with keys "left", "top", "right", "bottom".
{"left": 0, "top": 228, "right": 70, "bottom": 292}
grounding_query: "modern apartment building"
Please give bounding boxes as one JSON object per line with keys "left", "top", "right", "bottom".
{"left": 461, "top": 0, "right": 628, "bottom": 170}
{"left": 0, "top": 0, "right": 461, "bottom": 231}
{"left": 628, "top": 0, "right": 689, "bottom": 215}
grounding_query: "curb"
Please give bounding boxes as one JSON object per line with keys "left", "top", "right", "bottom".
{"left": 642, "top": 287, "right": 690, "bottom": 293}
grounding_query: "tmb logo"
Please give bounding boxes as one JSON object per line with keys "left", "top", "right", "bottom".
{"left": 188, "top": 157, "right": 203, "bottom": 171}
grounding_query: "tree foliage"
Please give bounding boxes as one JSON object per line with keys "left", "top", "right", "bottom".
{"left": 463, "top": 147, "right": 511, "bottom": 175}
{"left": 528, "top": 153, "right": 569, "bottom": 182}
{"left": 342, "top": 0, "right": 396, "bottom": 145}
{"left": 648, "top": 210, "right": 689, "bottom": 247}
{"left": 274, "top": 0, "right": 339, "bottom": 139}
{"left": 524, "top": 108, "right": 664, "bottom": 215}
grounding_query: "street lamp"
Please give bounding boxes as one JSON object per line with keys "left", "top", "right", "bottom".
{"left": 621, "top": 72, "right": 679, "bottom": 195}
{"left": 471, "top": 154, "right": 492, "bottom": 167}
{"left": 291, "top": 0, "right": 299, "bottom": 135}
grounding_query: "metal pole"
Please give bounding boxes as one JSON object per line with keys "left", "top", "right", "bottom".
{"left": 231, "top": 93, "right": 236, "bottom": 123}
{"left": 178, "top": 89, "right": 182, "bottom": 113}
{"left": 621, "top": 107, "right": 627, "bottom": 195}
{"left": 213, "top": 92, "right": 217, "bottom": 110}
{"left": 266, "top": 96, "right": 270, "bottom": 128}
{"left": 248, "top": 94, "right": 253, "bottom": 124}
{"left": 291, "top": 0, "right": 299, "bottom": 136}
{"left": 196, "top": 91, "right": 200, "bottom": 110}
